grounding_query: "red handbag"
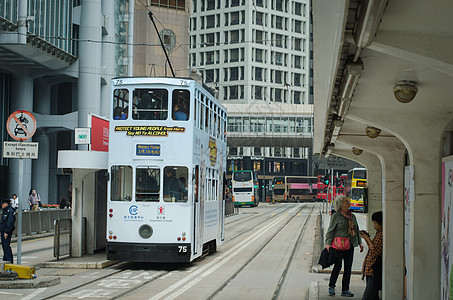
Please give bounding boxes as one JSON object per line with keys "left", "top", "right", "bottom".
{"left": 332, "top": 237, "right": 350, "bottom": 251}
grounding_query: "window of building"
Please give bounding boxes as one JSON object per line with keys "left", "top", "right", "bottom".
{"left": 230, "top": 48, "right": 239, "bottom": 62}
{"left": 160, "top": 29, "right": 176, "bottom": 51}
{"left": 276, "top": 0, "right": 283, "bottom": 11}
{"left": 205, "top": 69, "right": 214, "bottom": 83}
{"left": 150, "top": 0, "right": 185, "bottom": 10}
{"left": 230, "top": 86, "right": 239, "bottom": 99}
{"left": 206, "top": 15, "right": 215, "bottom": 28}
{"left": 231, "top": 11, "right": 239, "bottom": 25}
{"left": 256, "top": 12, "right": 263, "bottom": 25}
{"left": 275, "top": 89, "right": 282, "bottom": 102}
{"left": 276, "top": 16, "right": 283, "bottom": 29}
{"left": 207, "top": 0, "right": 215, "bottom": 10}
{"left": 230, "top": 67, "right": 239, "bottom": 80}
{"left": 255, "top": 86, "right": 263, "bottom": 99}
{"left": 295, "top": 2, "right": 302, "bottom": 15}
{"left": 294, "top": 91, "right": 301, "bottom": 104}
{"left": 256, "top": 0, "right": 263, "bottom": 7}
{"left": 256, "top": 48, "right": 263, "bottom": 62}
{"left": 231, "top": 30, "right": 239, "bottom": 43}
{"left": 294, "top": 38, "right": 301, "bottom": 50}
{"left": 206, "top": 33, "right": 214, "bottom": 46}
{"left": 256, "top": 30, "right": 264, "bottom": 44}
{"left": 255, "top": 67, "right": 263, "bottom": 81}
{"left": 275, "top": 34, "right": 283, "bottom": 47}
{"left": 294, "top": 20, "right": 301, "bottom": 33}
{"left": 275, "top": 70, "right": 282, "bottom": 84}
{"left": 294, "top": 73, "right": 301, "bottom": 86}
{"left": 275, "top": 52, "right": 283, "bottom": 65}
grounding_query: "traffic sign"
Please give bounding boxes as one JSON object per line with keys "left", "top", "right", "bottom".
{"left": 6, "top": 110, "right": 37, "bottom": 141}
{"left": 3, "top": 141, "right": 39, "bottom": 159}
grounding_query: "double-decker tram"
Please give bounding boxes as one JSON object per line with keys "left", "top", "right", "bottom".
{"left": 231, "top": 170, "right": 260, "bottom": 207}
{"left": 107, "top": 77, "right": 227, "bottom": 262}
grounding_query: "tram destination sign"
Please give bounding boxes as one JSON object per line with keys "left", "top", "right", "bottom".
{"left": 3, "top": 141, "right": 39, "bottom": 159}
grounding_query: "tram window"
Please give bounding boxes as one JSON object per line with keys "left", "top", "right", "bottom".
{"left": 163, "top": 166, "right": 188, "bottom": 202}
{"left": 132, "top": 88, "right": 168, "bottom": 120}
{"left": 136, "top": 167, "right": 160, "bottom": 202}
{"left": 110, "top": 166, "right": 132, "bottom": 201}
{"left": 113, "top": 89, "right": 129, "bottom": 120}
{"left": 172, "top": 89, "right": 190, "bottom": 121}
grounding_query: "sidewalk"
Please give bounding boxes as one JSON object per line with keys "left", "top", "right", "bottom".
{"left": 310, "top": 210, "right": 368, "bottom": 300}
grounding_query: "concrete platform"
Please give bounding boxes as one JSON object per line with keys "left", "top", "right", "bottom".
{"left": 40, "top": 251, "right": 118, "bottom": 269}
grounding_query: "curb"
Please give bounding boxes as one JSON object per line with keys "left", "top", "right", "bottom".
{"left": 0, "top": 276, "right": 60, "bottom": 289}
{"left": 41, "top": 260, "right": 119, "bottom": 269}
{"left": 309, "top": 281, "right": 319, "bottom": 300}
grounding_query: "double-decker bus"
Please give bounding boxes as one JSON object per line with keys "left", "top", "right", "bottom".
{"left": 273, "top": 176, "right": 318, "bottom": 202}
{"left": 231, "top": 170, "right": 260, "bottom": 207}
{"left": 272, "top": 177, "right": 286, "bottom": 202}
{"left": 346, "top": 167, "right": 367, "bottom": 212}
{"left": 107, "top": 77, "right": 227, "bottom": 262}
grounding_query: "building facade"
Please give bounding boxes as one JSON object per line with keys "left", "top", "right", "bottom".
{"left": 189, "top": 0, "right": 313, "bottom": 191}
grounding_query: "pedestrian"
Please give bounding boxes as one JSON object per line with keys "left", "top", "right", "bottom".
{"left": 9, "top": 194, "right": 19, "bottom": 211}
{"left": 28, "top": 189, "right": 41, "bottom": 211}
{"left": 59, "top": 197, "right": 70, "bottom": 209}
{"left": 325, "top": 195, "right": 363, "bottom": 297}
{"left": 0, "top": 198, "right": 16, "bottom": 263}
{"left": 360, "top": 211, "right": 383, "bottom": 300}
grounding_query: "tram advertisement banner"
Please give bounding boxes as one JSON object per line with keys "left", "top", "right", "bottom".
{"left": 441, "top": 156, "right": 453, "bottom": 300}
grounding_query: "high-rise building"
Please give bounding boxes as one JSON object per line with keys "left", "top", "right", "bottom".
{"left": 189, "top": 0, "right": 313, "bottom": 191}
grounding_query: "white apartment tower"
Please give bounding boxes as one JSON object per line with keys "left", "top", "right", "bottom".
{"left": 190, "top": 0, "right": 310, "bottom": 104}
{"left": 189, "top": 0, "right": 313, "bottom": 163}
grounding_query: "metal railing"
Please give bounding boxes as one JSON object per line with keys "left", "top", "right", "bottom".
{"left": 12, "top": 209, "right": 71, "bottom": 236}
{"left": 54, "top": 219, "right": 72, "bottom": 260}
{"left": 225, "top": 200, "right": 239, "bottom": 217}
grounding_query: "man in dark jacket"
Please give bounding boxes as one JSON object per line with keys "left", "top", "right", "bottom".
{"left": 0, "top": 199, "right": 16, "bottom": 263}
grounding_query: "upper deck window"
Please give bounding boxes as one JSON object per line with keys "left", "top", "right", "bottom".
{"left": 172, "top": 89, "right": 190, "bottom": 121}
{"left": 133, "top": 89, "right": 168, "bottom": 120}
{"left": 113, "top": 89, "right": 129, "bottom": 120}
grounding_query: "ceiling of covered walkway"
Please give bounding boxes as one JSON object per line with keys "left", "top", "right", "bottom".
{"left": 313, "top": 0, "right": 453, "bottom": 158}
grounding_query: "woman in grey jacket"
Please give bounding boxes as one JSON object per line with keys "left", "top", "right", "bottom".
{"left": 325, "top": 195, "right": 363, "bottom": 297}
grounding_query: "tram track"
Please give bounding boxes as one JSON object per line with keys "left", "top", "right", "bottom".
{"left": 206, "top": 204, "right": 315, "bottom": 300}
{"left": 224, "top": 204, "right": 297, "bottom": 243}
{"left": 40, "top": 204, "right": 316, "bottom": 300}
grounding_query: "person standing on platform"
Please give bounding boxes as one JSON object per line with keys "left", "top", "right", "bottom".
{"left": 9, "top": 194, "right": 19, "bottom": 211}
{"left": 325, "top": 195, "right": 363, "bottom": 297}
{"left": 0, "top": 198, "right": 16, "bottom": 263}
{"left": 28, "top": 189, "right": 40, "bottom": 211}
{"left": 360, "top": 211, "right": 383, "bottom": 300}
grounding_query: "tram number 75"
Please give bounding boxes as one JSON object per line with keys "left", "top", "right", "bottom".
{"left": 178, "top": 245, "right": 188, "bottom": 255}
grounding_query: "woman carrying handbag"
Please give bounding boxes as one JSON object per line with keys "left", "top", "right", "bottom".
{"left": 325, "top": 195, "right": 363, "bottom": 297}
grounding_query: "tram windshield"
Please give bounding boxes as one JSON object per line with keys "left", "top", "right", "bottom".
{"left": 136, "top": 167, "right": 160, "bottom": 202}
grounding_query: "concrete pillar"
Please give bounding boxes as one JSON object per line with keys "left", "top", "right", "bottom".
{"left": 339, "top": 135, "right": 406, "bottom": 299}
{"left": 100, "top": 0, "right": 115, "bottom": 118}
{"left": 128, "top": 0, "right": 135, "bottom": 76}
{"left": 32, "top": 82, "right": 51, "bottom": 204}
{"left": 9, "top": 75, "right": 33, "bottom": 207}
{"left": 406, "top": 131, "right": 443, "bottom": 299}
{"left": 78, "top": 0, "right": 102, "bottom": 131}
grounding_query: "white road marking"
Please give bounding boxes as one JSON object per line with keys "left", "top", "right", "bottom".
{"left": 149, "top": 211, "right": 291, "bottom": 300}
{"left": 0, "top": 291, "right": 22, "bottom": 296}
{"left": 20, "top": 287, "right": 46, "bottom": 300}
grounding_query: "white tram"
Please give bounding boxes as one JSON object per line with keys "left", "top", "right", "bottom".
{"left": 107, "top": 77, "right": 227, "bottom": 262}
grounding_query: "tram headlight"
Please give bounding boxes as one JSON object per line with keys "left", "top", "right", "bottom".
{"left": 139, "top": 224, "right": 153, "bottom": 239}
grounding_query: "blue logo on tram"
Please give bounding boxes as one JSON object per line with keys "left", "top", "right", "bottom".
{"left": 129, "top": 205, "right": 139, "bottom": 215}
